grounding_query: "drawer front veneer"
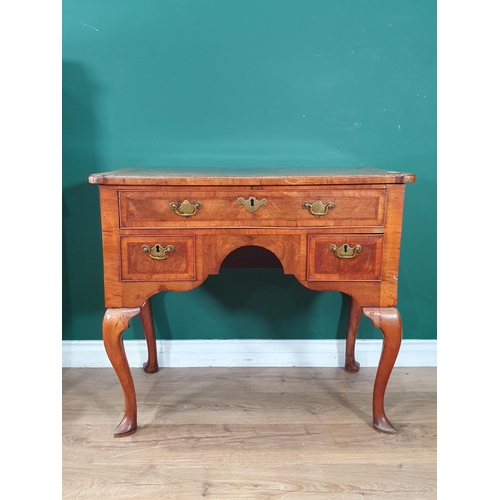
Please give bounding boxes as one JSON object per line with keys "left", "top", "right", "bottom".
{"left": 120, "top": 236, "right": 195, "bottom": 281}
{"left": 119, "top": 188, "right": 386, "bottom": 228}
{"left": 307, "top": 234, "right": 383, "bottom": 281}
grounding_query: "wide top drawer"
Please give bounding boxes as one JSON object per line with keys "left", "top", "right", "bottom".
{"left": 118, "top": 187, "right": 386, "bottom": 228}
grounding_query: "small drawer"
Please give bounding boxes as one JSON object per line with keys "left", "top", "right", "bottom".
{"left": 120, "top": 236, "right": 195, "bottom": 281}
{"left": 307, "top": 235, "right": 383, "bottom": 281}
{"left": 119, "top": 187, "right": 386, "bottom": 228}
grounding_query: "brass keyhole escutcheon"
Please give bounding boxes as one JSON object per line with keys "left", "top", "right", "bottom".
{"left": 302, "top": 200, "right": 335, "bottom": 217}
{"left": 141, "top": 244, "right": 175, "bottom": 260}
{"left": 330, "top": 243, "right": 362, "bottom": 259}
{"left": 169, "top": 200, "right": 202, "bottom": 217}
{"left": 237, "top": 196, "right": 268, "bottom": 214}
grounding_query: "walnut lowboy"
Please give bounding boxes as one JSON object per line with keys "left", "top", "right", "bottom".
{"left": 89, "top": 167, "right": 416, "bottom": 437}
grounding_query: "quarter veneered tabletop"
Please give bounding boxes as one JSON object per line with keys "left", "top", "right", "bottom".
{"left": 89, "top": 167, "right": 416, "bottom": 186}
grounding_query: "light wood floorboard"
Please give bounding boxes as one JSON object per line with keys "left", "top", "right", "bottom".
{"left": 62, "top": 367, "right": 436, "bottom": 499}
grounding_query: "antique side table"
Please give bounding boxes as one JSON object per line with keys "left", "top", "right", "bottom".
{"left": 89, "top": 167, "right": 416, "bottom": 437}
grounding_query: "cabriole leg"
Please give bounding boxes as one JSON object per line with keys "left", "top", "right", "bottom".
{"left": 345, "top": 296, "right": 362, "bottom": 373}
{"left": 140, "top": 298, "right": 159, "bottom": 374}
{"left": 363, "top": 307, "right": 402, "bottom": 434}
{"left": 102, "top": 307, "right": 141, "bottom": 437}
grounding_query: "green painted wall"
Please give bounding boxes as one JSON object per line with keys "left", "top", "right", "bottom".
{"left": 62, "top": 1, "right": 436, "bottom": 342}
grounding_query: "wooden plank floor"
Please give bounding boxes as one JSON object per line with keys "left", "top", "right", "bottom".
{"left": 62, "top": 367, "right": 436, "bottom": 499}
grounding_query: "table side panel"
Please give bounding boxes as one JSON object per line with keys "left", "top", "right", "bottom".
{"left": 378, "top": 184, "right": 407, "bottom": 307}
{"left": 98, "top": 186, "right": 125, "bottom": 308}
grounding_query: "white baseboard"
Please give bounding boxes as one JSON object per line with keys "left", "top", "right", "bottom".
{"left": 62, "top": 339, "right": 436, "bottom": 368}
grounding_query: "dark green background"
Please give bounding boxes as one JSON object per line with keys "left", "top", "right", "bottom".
{"left": 62, "top": 1, "right": 436, "bottom": 342}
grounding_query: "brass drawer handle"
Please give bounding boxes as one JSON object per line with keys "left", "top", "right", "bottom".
{"left": 330, "top": 243, "right": 362, "bottom": 259}
{"left": 169, "top": 200, "right": 202, "bottom": 217}
{"left": 141, "top": 244, "right": 175, "bottom": 260}
{"left": 237, "top": 196, "right": 268, "bottom": 214}
{"left": 302, "top": 200, "right": 334, "bottom": 217}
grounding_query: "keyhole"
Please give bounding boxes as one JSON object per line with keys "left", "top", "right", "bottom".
{"left": 155, "top": 245, "right": 160, "bottom": 252}
{"left": 250, "top": 198, "right": 255, "bottom": 207}
{"left": 343, "top": 244, "right": 348, "bottom": 252}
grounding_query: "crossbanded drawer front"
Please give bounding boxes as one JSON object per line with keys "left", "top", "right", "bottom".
{"left": 120, "top": 236, "right": 195, "bottom": 281}
{"left": 118, "top": 188, "right": 386, "bottom": 228}
{"left": 307, "top": 234, "right": 383, "bottom": 281}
